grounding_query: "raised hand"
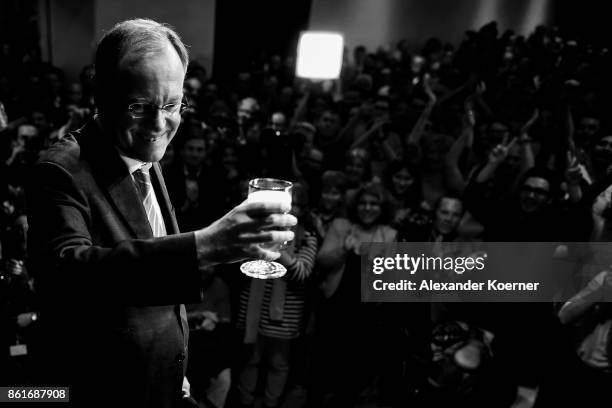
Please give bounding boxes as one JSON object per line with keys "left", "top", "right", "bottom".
{"left": 565, "top": 151, "right": 582, "bottom": 185}
{"left": 474, "top": 80, "right": 486, "bottom": 97}
{"left": 344, "top": 232, "right": 360, "bottom": 253}
{"left": 423, "top": 73, "right": 437, "bottom": 103}
{"left": 464, "top": 97, "right": 476, "bottom": 127}
{"left": 487, "top": 135, "right": 517, "bottom": 166}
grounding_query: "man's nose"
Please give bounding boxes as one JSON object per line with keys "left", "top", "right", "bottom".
{"left": 149, "top": 109, "right": 165, "bottom": 131}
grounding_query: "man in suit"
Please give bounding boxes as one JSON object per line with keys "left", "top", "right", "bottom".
{"left": 164, "top": 125, "right": 219, "bottom": 231}
{"left": 26, "top": 19, "right": 295, "bottom": 408}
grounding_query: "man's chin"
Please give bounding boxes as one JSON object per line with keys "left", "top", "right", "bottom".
{"left": 131, "top": 148, "right": 166, "bottom": 163}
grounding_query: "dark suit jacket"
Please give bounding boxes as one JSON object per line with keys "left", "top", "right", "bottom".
{"left": 26, "top": 120, "right": 202, "bottom": 407}
{"left": 163, "top": 162, "right": 220, "bottom": 231}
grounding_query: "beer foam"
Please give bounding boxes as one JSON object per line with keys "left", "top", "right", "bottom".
{"left": 248, "top": 190, "right": 292, "bottom": 207}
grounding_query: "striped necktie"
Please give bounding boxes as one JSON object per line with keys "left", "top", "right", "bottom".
{"left": 133, "top": 165, "right": 167, "bottom": 237}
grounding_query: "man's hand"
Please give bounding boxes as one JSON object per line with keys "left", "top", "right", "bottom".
{"left": 198, "top": 311, "right": 219, "bottom": 331}
{"left": 464, "top": 97, "right": 476, "bottom": 127}
{"left": 393, "top": 208, "right": 410, "bottom": 226}
{"left": 194, "top": 199, "right": 297, "bottom": 266}
{"left": 565, "top": 152, "right": 584, "bottom": 186}
{"left": 476, "top": 135, "right": 517, "bottom": 183}
{"left": 423, "top": 73, "right": 437, "bottom": 104}
{"left": 345, "top": 233, "right": 360, "bottom": 253}
{"left": 487, "top": 136, "right": 517, "bottom": 167}
{"left": 16, "top": 312, "right": 37, "bottom": 328}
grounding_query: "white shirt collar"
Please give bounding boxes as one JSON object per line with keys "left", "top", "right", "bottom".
{"left": 94, "top": 116, "right": 152, "bottom": 175}
{"left": 118, "top": 152, "right": 152, "bottom": 175}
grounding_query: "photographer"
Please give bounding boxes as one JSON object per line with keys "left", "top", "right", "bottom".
{"left": 1, "top": 215, "right": 39, "bottom": 385}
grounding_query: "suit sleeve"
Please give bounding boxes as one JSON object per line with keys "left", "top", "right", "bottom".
{"left": 27, "top": 160, "right": 202, "bottom": 307}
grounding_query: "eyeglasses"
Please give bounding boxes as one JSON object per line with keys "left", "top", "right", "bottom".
{"left": 127, "top": 100, "right": 189, "bottom": 119}
{"left": 520, "top": 186, "right": 550, "bottom": 197}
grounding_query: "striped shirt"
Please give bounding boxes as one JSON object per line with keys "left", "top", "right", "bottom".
{"left": 237, "top": 229, "right": 318, "bottom": 339}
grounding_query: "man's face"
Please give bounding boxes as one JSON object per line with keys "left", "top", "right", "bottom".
{"left": 184, "top": 77, "right": 202, "bottom": 100}
{"left": 345, "top": 156, "right": 367, "bottom": 186}
{"left": 391, "top": 168, "right": 414, "bottom": 195}
{"left": 483, "top": 122, "right": 509, "bottom": 152}
{"left": 16, "top": 124, "right": 38, "bottom": 148}
{"left": 519, "top": 177, "right": 551, "bottom": 213}
{"left": 433, "top": 197, "right": 463, "bottom": 235}
{"left": 320, "top": 186, "right": 343, "bottom": 213}
{"left": 357, "top": 193, "right": 382, "bottom": 227}
{"left": 315, "top": 111, "right": 340, "bottom": 140}
{"left": 270, "top": 112, "right": 287, "bottom": 131}
{"left": 576, "top": 117, "right": 600, "bottom": 142}
{"left": 237, "top": 97, "right": 258, "bottom": 124}
{"left": 222, "top": 146, "right": 238, "bottom": 169}
{"left": 181, "top": 138, "right": 206, "bottom": 169}
{"left": 102, "top": 44, "right": 185, "bottom": 163}
{"left": 593, "top": 135, "right": 612, "bottom": 163}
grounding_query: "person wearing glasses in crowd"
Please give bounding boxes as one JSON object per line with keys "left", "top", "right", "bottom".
{"left": 26, "top": 19, "right": 296, "bottom": 408}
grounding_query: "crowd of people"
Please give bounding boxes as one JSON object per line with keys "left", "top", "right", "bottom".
{"left": 2, "top": 19, "right": 612, "bottom": 407}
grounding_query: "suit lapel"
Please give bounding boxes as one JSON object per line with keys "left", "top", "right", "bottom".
{"left": 107, "top": 174, "right": 153, "bottom": 239}
{"left": 76, "top": 120, "right": 152, "bottom": 239}
{"left": 151, "top": 164, "right": 187, "bottom": 340}
{"left": 151, "top": 162, "right": 180, "bottom": 234}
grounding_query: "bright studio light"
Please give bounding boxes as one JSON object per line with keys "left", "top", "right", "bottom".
{"left": 296, "top": 31, "right": 344, "bottom": 79}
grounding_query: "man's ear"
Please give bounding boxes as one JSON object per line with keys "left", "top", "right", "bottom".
{"left": 92, "top": 73, "right": 112, "bottom": 115}
{"left": 93, "top": 77, "right": 104, "bottom": 111}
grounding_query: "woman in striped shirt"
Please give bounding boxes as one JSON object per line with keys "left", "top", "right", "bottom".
{"left": 236, "top": 183, "right": 318, "bottom": 408}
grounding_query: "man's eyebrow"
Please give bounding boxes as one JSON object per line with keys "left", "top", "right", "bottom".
{"left": 125, "top": 96, "right": 149, "bottom": 104}
{"left": 125, "top": 95, "right": 183, "bottom": 104}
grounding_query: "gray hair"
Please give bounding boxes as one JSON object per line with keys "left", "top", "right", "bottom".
{"left": 94, "top": 18, "right": 189, "bottom": 104}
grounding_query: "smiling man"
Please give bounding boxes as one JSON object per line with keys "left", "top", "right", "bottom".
{"left": 26, "top": 19, "right": 295, "bottom": 408}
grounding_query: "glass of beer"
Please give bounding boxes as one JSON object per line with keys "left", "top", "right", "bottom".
{"left": 240, "top": 178, "right": 293, "bottom": 279}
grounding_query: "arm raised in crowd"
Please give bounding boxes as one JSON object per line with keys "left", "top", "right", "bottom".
{"left": 405, "top": 74, "right": 437, "bottom": 146}
{"left": 518, "top": 109, "right": 538, "bottom": 174}
{"left": 443, "top": 96, "right": 477, "bottom": 193}
{"left": 289, "top": 85, "right": 312, "bottom": 129}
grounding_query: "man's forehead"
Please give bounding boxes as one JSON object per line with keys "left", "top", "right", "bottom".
{"left": 117, "top": 44, "right": 185, "bottom": 78}
{"left": 439, "top": 197, "right": 463, "bottom": 211}
{"left": 18, "top": 124, "right": 37, "bottom": 137}
{"left": 111, "top": 49, "right": 185, "bottom": 100}
{"left": 524, "top": 176, "right": 550, "bottom": 189}
{"left": 321, "top": 112, "right": 339, "bottom": 120}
